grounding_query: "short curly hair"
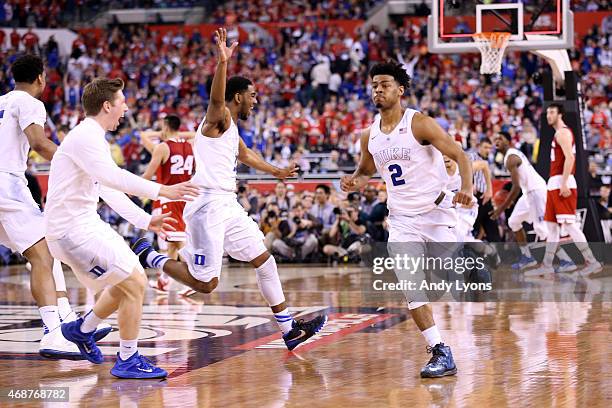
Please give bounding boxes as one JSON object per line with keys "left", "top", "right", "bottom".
{"left": 369, "top": 60, "right": 411, "bottom": 92}
{"left": 11, "top": 54, "right": 44, "bottom": 84}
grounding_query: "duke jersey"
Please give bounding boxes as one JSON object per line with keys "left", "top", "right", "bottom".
{"left": 0, "top": 90, "right": 47, "bottom": 175}
{"left": 368, "top": 109, "right": 448, "bottom": 216}
{"left": 157, "top": 138, "right": 195, "bottom": 186}
{"left": 192, "top": 117, "right": 240, "bottom": 193}
{"left": 503, "top": 148, "right": 546, "bottom": 193}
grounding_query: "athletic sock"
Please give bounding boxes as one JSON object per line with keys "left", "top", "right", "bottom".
{"left": 39, "top": 306, "right": 61, "bottom": 333}
{"left": 422, "top": 325, "right": 443, "bottom": 347}
{"left": 119, "top": 339, "right": 138, "bottom": 361}
{"left": 146, "top": 250, "right": 170, "bottom": 270}
{"left": 57, "top": 297, "right": 74, "bottom": 322}
{"left": 274, "top": 308, "right": 294, "bottom": 335}
{"left": 519, "top": 245, "right": 532, "bottom": 258}
{"left": 80, "top": 310, "right": 102, "bottom": 334}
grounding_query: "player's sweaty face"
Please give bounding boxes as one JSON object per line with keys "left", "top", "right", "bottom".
{"left": 371, "top": 75, "right": 399, "bottom": 108}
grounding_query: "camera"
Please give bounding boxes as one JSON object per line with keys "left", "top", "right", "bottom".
{"left": 293, "top": 216, "right": 301, "bottom": 225}
{"left": 333, "top": 207, "right": 342, "bottom": 215}
{"left": 238, "top": 186, "right": 247, "bottom": 194}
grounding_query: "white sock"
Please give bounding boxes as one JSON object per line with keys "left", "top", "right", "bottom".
{"left": 39, "top": 306, "right": 61, "bottom": 333}
{"left": 81, "top": 310, "right": 102, "bottom": 334}
{"left": 555, "top": 247, "right": 572, "bottom": 263}
{"left": 146, "top": 250, "right": 170, "bottom": 270}
{"left": 57, "top": 297, "right": 74, "bottom": 322}
{"left": 274, "top": 308, "right": 294, "bottom": 335}
{"left": 119, "top": 339, "right": 138, "bottom": 361}
{"left": 422, "top": 325, "right": 443, "bottom": 347}
{"left": 519, "top": 245, "right": 532, "bottom": 258}
{"left": 543, "top": 222, "right": 559, "bottom": 267}
{"left": 255, "top": 256, "right": 286, "bottom": 306}
{"left": 52, "top": 260, "right": 67, "bottom": 292}
{"left": 564, "top": 223, "right": 597, "bottom": 263}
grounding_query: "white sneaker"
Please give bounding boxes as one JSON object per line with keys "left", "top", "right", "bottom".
{"left": 39, "top": 328, "right": 83, "bottom": 360}
{"left": 524, "top": 264, "right": 555, "bottom": 277}
{"left": 580, "top": 261, "right": 603, "bottom": 277}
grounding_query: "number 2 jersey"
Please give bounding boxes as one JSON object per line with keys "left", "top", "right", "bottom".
{"left": 368, "top": 108, "right": 448, "bottom": 216}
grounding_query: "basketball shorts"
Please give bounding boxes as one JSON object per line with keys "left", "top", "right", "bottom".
{"left": 544, "top": 188, "right": 577, "bottom": 224}
{"left": 180, "top": 194, "right": 266, "bottom": 283}
{"left": 0, "top": 172, "right": 45, "bottom": 254}
{"left": 161, "top": 200, "right": 187, "bottom": 242}
{"left": 455, "top": 205, "right": 478, "bottom": 242}
{"left": 508, "top": 189, "right": 548, "bottom": 239}
{"left": 47, "top": 219, "right": 141, "bottom": 293}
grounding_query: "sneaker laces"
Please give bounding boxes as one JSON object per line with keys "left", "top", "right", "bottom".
{"left": 425, "top": 344, "right": 445, "bottom": 366}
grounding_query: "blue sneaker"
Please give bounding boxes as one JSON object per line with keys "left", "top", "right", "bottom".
{"left": 111, "top": 352, "right": 168, "bottom": 379}
{"left": 131, "top": 238, "right": 155, "bottom": 269}
{"left": 420, "top": 343, "right": 457, "bottom": 378}
{"left": 283, "top": 315, "right": 327, "bottom": 351}
{"left": 556, "top": 259, "right": 578, "bottom": 273}
{"left": 60, "top": 318, "right": 104, "bottom": 364}
{"left": 512, "top": 255, "right": 537, "bottom": 270}
{"left": 61, "top": 312, "right": 113, "bottom": 342}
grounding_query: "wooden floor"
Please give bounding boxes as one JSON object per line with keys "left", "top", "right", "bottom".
{"left": 0, "top": 262, "right": 610, "bottom": 408}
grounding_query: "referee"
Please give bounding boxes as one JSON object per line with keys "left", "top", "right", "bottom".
{"left": 471, "top": 138, "right": 500, "bottom": 241}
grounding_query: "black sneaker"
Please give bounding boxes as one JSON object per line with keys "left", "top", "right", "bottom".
{"left": 131, "top": 238, "right": 154, "bottom": 269}
{"left": 283, "top": 315, "right": 327, "bottom": 351}
{"left": 420, "top": 343, "right": 457, "bottom": 378}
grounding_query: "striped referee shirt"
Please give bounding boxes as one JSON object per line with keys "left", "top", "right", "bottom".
{"left": 468, "top": 151, "right": 488, "bottom": 194}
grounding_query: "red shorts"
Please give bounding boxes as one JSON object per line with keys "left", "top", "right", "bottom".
{"left": 544, "top": 189, "right": 577, "bottom": 223}
{"left": 161, "top": 201, "right": 187, "bottom": 242}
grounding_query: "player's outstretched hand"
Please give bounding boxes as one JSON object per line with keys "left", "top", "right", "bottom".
{"left": 274, "top": 163, "right": 298, "bottom": 179}
{"left": 148, "top": 211, "right": 178, "bottom": 236}
{"left": 159, "top": 181, "right": 200, "bottom": 201}
{"left": 215, "top": 27, "right": 238, "bottom": 63}
{"left": 453, "top": 189, "right": 474, "bottom": 207}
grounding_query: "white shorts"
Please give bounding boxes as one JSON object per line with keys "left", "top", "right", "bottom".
{"left": 180, "top": 194, "right": 266, "bottom": 283}
{"left": 508, "top": 189, "right": 547, "bottom": 239}
{"left": 455, "top": 205, "right": 478, "bottom": 242}
{"left": 388, "top": 206, "right": 457, "bottom": 243}
{"left": 47, "top": 220, "right": 140, "bottom": 293}
{"left": 0, "top": 172, "right": 45, "bottom": 254}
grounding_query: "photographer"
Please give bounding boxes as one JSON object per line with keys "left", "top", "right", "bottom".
{"left": 260, "top": 203, "right": 282, "bottom": 251}
{"left": 323, "top": 205, "right": 367, "bottom": 262}
{"left": 271, "top": 203, "right": 319, "bottom": 261}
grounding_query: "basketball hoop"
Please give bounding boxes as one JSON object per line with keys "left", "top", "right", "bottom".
{"left": 472, "top": 32, "right": 511, "bottom": 75}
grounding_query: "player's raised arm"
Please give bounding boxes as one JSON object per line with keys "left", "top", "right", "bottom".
{"left": 139, "top": 130, "right": 161, "bottom": 154}
{"left": 204, "top": 28, "right": 238, "bottom": 132}
{"left": 341, "top": 127, "right": 376, "bottom": 192}
{"left": 412, "top": 113, "right": 473, "bottom": 206}
{"left": 237, "top": 137, "right": 297, "bottom": 179}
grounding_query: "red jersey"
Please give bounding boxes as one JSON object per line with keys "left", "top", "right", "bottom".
{"left": 156, "top": 139, "right": 195, "bottom": 185}
{"left": 550, "top": 127, "right": 576, "bottom": 177}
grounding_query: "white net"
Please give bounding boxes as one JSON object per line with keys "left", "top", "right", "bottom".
{"left": 473, "top": 32, "right": 511, "bottom": 75}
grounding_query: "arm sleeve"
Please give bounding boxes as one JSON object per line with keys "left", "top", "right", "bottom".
{"left": 71, "top": 133, "right": 161, "bottom": 199}
{"left": 99, "top": 186, "right": 152, "bottom": 230}
{"left": 18, "top": 97, "right": 47, "bottom": 131}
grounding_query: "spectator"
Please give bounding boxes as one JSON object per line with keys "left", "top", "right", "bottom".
{"left": 323, "top": 205, "right": 366, "bottom": 261}
{"left": 266, "top": 181, "right": 293, "bottom": 215}
{"left": 310, "top": 184, "right": 336, "bottom": 236}
{"left": 271, "top": 203, "right": 319, "bottom": 261}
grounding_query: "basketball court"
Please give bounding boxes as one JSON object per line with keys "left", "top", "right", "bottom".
{"left": 0, "top": 258, "right": 610, "bottom": 406}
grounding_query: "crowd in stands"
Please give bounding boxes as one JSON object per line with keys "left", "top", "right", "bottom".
{"left": 0, "top": 3, "right": 610, "bottom": 264}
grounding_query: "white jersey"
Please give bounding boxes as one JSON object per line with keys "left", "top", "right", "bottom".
{"left": 368, "top": 108, "right": 448, "bottom": 216}
{"left": 503, "top": 148, "right": 546, "bottom": 192}
{"left": 45, "top": 118, "right": 159, "bottom": 239}
{"left": 0, "top": 90, "right": 47, "bottom": 175}
{"left": 191, "top": 117, "right": 240, "bottom": 194}
{"left": 447, "top": 166, "right": 461, "bottom": 192}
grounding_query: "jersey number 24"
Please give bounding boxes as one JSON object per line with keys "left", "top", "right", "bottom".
{"left": 170, "top": 155, "right": 194, "bottom": 175}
